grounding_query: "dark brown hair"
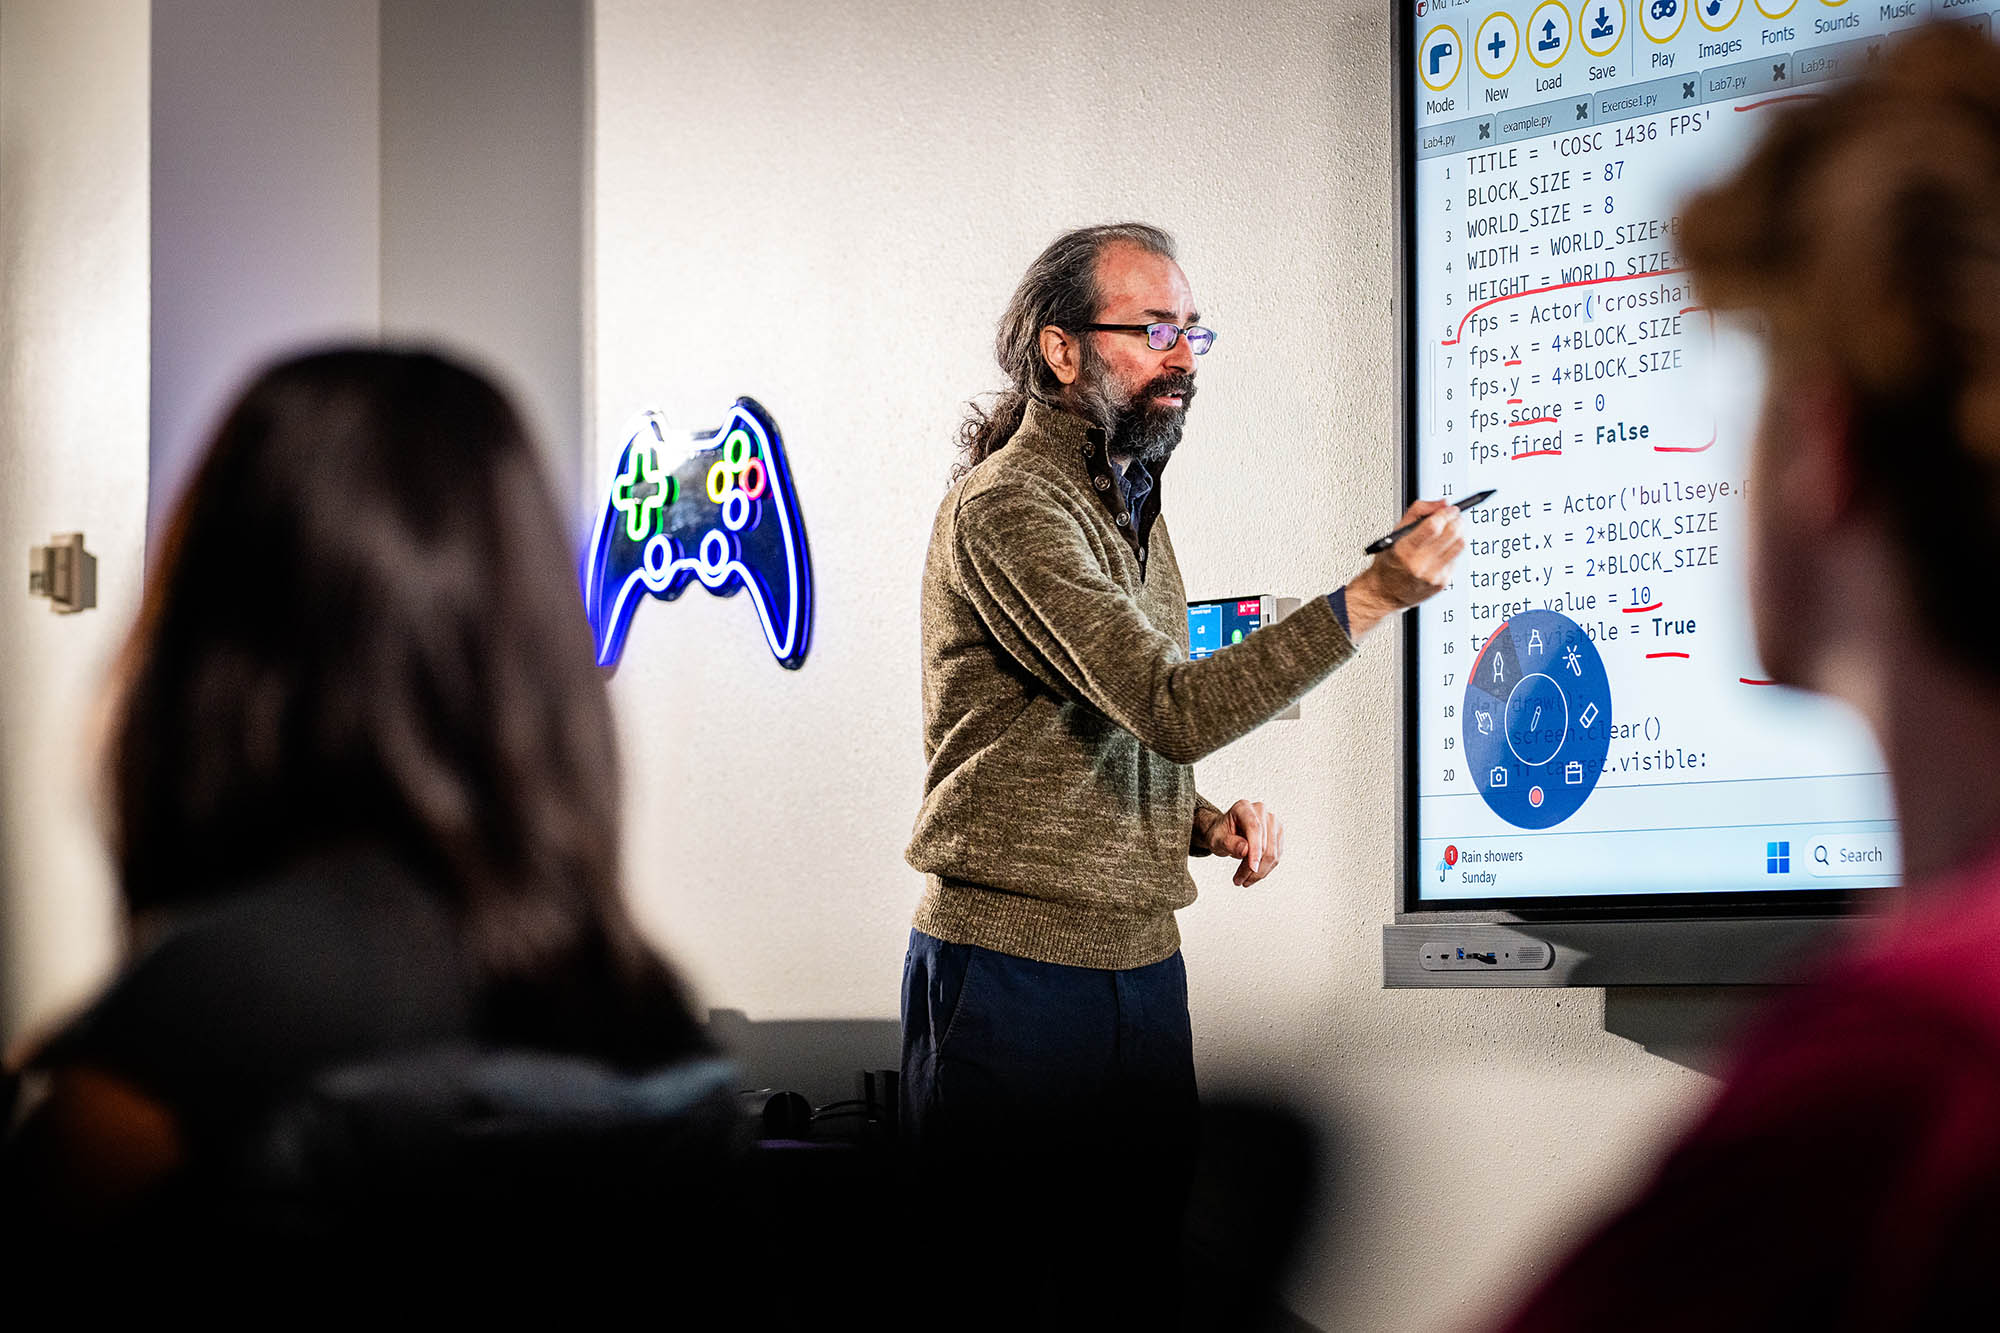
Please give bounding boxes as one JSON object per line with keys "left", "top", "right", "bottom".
{"left": 957, "top": 222, "right": 1177, "bottom": 476}
{"left": 1680, "top": 23, "right": 2000, "bottom": 671}
{"left": 109, "top": 348, "right": 702, "bottom": 1067}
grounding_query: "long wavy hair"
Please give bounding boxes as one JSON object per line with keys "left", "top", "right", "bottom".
{"left": 956, "top": 222, "right": 1177, "bottom": 477}
{"left": 107, "top": 348, "right": 703, "bottom": 1068}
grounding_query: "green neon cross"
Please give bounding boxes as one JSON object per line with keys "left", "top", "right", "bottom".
{"left": 612, "top": 448, "right": 671, "bottom": 542}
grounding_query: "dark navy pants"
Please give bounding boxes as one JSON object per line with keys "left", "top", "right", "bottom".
{"left": 899, "top": 930, "right": 1199, "bottom": 1320}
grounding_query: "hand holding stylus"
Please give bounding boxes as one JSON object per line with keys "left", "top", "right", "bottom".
{"left": 1364, "top": 488, "right": 1494, "bottom": 553}
{"left": 1343, "top": 497, "right": 1468, "bottom": 638}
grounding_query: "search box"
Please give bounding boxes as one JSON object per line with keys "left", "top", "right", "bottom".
{"left": 1807, "top": 835, "right": 1900, "bottom": 879}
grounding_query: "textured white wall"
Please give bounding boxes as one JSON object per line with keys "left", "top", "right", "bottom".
{"left": 593, "top": 3, "right": 1710, "bottom": 1327}
{"left": 0, "top": 0, "right": 150, "bottom": 1043}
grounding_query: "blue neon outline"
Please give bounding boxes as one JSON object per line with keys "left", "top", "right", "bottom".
{"left": 582, "top": 397, "right": 814, "bottom": 670}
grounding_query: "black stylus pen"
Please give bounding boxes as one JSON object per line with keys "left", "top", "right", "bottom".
{"left": 1362, "top": 489, "right": 1495, "bottom": 554}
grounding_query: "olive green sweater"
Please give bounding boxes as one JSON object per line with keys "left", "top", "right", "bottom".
{"left": 905, "top": 400, "right": 1358, "bottom": 970}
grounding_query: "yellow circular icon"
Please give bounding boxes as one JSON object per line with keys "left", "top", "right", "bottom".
{"left": 1578, "top": 0, "right": 1626, "bottom": 57}
{"left": 1753, "top": 0, "right": 1797, "bottom": 16}
{"left": 1475, "top": 12, "right": 1521, "bottom": 79}
{"left": 1818, "top": 0, "right": 1851, "bottom": 6}
{"left": 1528, "top": 1, "right": 1572, "bottom": 66}
{"left": 1420, "top": 23, "right": 1463, "bottom": 91}
{"left": 1696, "top": 0, "right": 1743, "bottom": 29}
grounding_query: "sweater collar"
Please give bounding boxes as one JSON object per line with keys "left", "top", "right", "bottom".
{"left": 1016, "top": 398, "right": 1103, "bottom": 465}
{"left": 1012, "top": 398, "right": 1167, "bottom": 560}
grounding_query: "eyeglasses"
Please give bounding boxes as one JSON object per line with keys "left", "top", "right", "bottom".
{"left": 1077, "top": 322, "right": 1216, "bottom": 355}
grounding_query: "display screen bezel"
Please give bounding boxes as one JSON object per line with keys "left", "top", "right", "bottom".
{"left": 1391, "top": 3, "right": 1875, "bottom": 921}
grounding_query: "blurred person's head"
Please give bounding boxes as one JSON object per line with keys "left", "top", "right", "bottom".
{"left": 1682, "top": 26, "right": 2000, "bottom": 706}
{"left": 108, "top": 348, "right": 700, "bottom": 1066}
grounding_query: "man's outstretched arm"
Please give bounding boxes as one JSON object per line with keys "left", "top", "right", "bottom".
{"left": 954, "top": 488, "right": 1463, "bottom": 765}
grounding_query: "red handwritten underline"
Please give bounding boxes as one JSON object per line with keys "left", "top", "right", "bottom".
{"left": 1734, "top": 94, "right": 1825, "bottom": 113}
{"left": 1646, "top": 652, "right": 1690, "bottom": 659}
{"left": 1442, "top": 268, "right": 1690, "bottom": 347}
{"left": 1625, "top": 601, "right": 1662, "bottom": 613}
{"left": 1655, "top": 426, "right": 1718, "bottom": 454}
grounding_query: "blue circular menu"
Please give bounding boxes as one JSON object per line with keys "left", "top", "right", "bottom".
{"left": 1463, "top": 609, "right": 1612, "bottom": 829}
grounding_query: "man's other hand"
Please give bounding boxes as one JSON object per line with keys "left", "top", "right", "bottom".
{"left": 1344, "top": 498, "right": 1466, "bottom": 638}
{"left": 1198, "top": 799, "right": 1284, "bottom": 886}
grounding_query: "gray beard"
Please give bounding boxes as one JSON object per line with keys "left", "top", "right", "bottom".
{"left": 1112, "top": 400, "right": 1186, "bottom": 467}
{"left": 1073, "top": 351, "right": 1190, "bottom": 468}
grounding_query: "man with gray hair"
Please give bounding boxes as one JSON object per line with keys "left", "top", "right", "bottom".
{"left": 901, "top": 222, "right": 1461, "bottom": 1312}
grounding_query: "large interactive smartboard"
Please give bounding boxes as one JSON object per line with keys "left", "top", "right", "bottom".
{"left": 1401, "top": 1, "right": 1992, "bottom": 912}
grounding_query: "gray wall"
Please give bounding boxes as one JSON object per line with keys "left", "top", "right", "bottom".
{"left": 381, "top": 0, "right": 587, "bottom": 517}
{"left": 149, "top": 0, "right": 586, "bottom": 536}
{"left": 149, "top": 0, "right": 382, "bottom": 540}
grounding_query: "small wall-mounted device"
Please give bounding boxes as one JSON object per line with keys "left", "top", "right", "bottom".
{"left": 28, "top": 532, "right": 96, "bottom": 614}
{"left": 1187, "top": 595, "right": 1302, "bottom": 719}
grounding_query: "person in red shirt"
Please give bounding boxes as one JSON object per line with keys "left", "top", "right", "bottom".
{"left": 1497, "top": 24, "right": 2000, "bottom": 1332}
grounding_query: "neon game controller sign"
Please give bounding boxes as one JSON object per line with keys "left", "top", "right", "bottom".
{"left": 583, "top": 398, "right": 813, "bottom": 669}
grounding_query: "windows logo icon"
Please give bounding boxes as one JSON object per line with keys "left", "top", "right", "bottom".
{"left": 1766, "top": 841, "right": 1791, "bottom": 875}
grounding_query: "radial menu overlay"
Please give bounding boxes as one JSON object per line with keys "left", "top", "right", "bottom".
{"left": 1406, "top": 0, "right": 1992, "bottom": 902}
